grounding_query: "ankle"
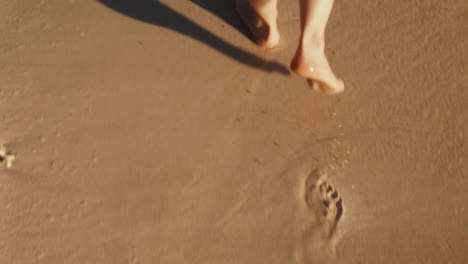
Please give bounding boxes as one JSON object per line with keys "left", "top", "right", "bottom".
{"left": 248, "top": 0, "right": 278, "bottom": 24}
{"left": 300, "top": 32, "right": 325, "bottom": 51}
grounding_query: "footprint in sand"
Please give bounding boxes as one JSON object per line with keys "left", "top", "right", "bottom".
{"left": 303, "top": 168, "right": 343, "bottom": 237}
{"left": 294, "top": 168, "right": 343, "bottom": 264}
{"left": 0, "top": 145, "right": 16, "bottom": 168}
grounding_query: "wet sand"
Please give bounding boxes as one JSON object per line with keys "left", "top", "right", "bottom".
{"left": 1, "top": 0, "right": 467, "bottom": 263}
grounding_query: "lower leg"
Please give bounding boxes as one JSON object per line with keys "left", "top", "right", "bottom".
{"left": 299, "top": 0, "right": 333, "bottom": 50}
{"left": 291, "top": 0, "right": 344, "bottom": 94}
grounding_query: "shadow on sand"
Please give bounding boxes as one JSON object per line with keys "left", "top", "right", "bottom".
{"left": 98, "top": 0, "right": 290, "bottom": 75}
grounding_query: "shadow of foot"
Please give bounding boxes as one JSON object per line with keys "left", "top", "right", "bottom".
{"left": 98, "top": 0, "right": 290, "bottom": 75}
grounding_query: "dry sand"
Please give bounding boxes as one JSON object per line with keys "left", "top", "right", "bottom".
{"left": 1, "top": 0, "right": 468, "bottom": 263}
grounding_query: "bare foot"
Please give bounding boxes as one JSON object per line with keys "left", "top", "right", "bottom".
{"left": 290, "top": 45, "right": 344, "bottom": 94}
{"left": 235, "top": 0, "right": 280, "bottom": 49}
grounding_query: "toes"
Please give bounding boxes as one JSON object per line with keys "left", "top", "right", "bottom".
{"left": 306, "top": 79, "right": 344, "bottom": 95}
{"left": 317, "top": 182, "right": 343, "bottom": 222}
{"left": 307, "top": 79, "right": 321, "bottom": 92}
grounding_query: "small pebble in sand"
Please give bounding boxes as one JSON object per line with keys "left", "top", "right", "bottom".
{"left": 0, "top": 145, "right": 16, "bottom": 168}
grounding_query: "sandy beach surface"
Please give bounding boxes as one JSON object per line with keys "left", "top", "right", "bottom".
{"left": 1, "top": 0, "right": 468, "bottom": 263}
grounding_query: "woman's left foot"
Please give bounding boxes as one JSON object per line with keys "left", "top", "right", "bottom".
{"left": 235, "top": 0, "right": 280, "bottom": 49}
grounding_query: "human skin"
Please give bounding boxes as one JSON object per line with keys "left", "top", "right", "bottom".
{"left": 236, "top": 0, "right": 344, "bottom": 94}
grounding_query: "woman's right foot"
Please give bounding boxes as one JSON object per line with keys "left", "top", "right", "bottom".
{"left": 235, "top": 0, "right": 280, "bottom": 50}
{"left": 290, "top": 45, "right": 344, "bottom": 94}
